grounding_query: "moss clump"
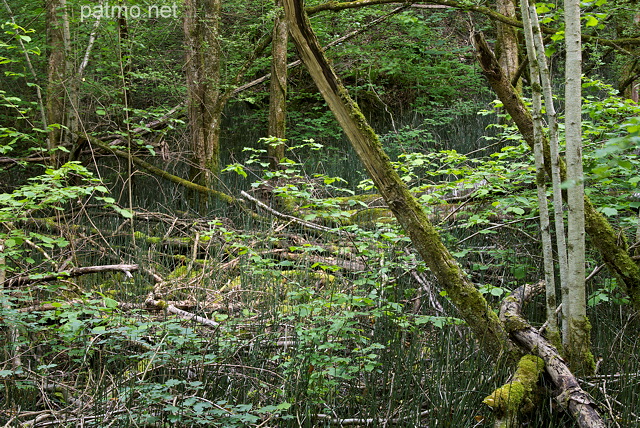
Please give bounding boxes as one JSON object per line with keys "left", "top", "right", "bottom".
{"left": 484, "top": 382, "right": 526, "bottom": 413}
{"left": 565, "top": 316, "right": 595, "bottom": 376}
{"left": 167, "top": 265, "right": 201, "bottom": 280}
{"left": 484, "top": 355, "right": 544, "bottom": 420}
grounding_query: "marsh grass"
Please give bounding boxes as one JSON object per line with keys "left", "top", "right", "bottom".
{"left": 1, "top": 113, "right": 639, "bottom": 427}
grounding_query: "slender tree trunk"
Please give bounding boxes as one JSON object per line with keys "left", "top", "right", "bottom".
{"left": 527, "top": 6, "right": 569, "bottom": 341}
{"left": 284, "top": 0, "right": 515, "bottom": 360}
{"left": 267, "top": 0, "right": 288, "bottom": 170}
{"left": 184, "top": 0, "right": 222, "bottom": 189}
{"left": 46, "top": 0, "right": 70, "bottom": 166}
{"left": 564, "top": 0, "right": 592, "bottom": 374}
{"left": 520, "top": 0, "right": 558, "bottom": 339}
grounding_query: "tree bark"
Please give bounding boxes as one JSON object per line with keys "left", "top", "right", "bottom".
{"left": 520, "top": 0, "right": 558, "bottom": 338}
{"left": 473, "top": 32, "right": 640, "bottom": 311}
{"left": 495, "top": 0, "right": 520, "bottom": 92}
{"left": 284, "top": 0, "right": 514, "bottom": 360}
{"left": 563, "top": 0, "right": 592, "bottom": 374}
{"left": 46, "top": 0, "right": 70, "bottom": 166}
{"left": 184, "top": 0, "right": 223, "bottom": 188}
{"left": 267, "top": 0, "right": 288, "bottom": 170}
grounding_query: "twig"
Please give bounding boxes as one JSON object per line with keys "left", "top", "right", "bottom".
{"left": 240, "top": 191, "right": 355, "bottom": 237}
{"left": 146, "top": 299, "right": 220, "bottom": 328}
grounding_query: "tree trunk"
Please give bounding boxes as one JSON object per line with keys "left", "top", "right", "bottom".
{"left": 184, "top": 0, "right": 222, "bottom": 189}
{"left": 495, "top": 0, "right": 520, "bottom": 92}
{"left": 283, "top": 0, "right": 514, "bottom": 360}
{"left": 520, "top": 0, "right": 558, "bottom": 339}
{"left": 473, "top": 32, "right": 640, "bottom": 311}
{"left": 46, "top": 0, "right": 70, "bottom": 166}
{"left": 267, "top": 0, "right": 288, "bottom": 170}
{"left": 563, "top": 0, "right": 592, "bottom": 375}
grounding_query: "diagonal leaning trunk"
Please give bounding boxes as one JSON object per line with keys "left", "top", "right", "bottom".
{"left": 283, "top": 0, "right": 514, "bottom": 360}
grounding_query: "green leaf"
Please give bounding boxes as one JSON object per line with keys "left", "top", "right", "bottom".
{"left": 103, "top": 297, "right": 118, "bottom": 309}
{"left": 585, "top": 15, "right": 598, "bottom": 27}
{"left": 513, "top": 266, "right": 526, "bottom": 280}
{"left": 114, "top": 207, "right": 134, "bottom": 218}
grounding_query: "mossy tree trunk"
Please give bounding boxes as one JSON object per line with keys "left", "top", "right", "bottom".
{"left": 283, "top": 0, "right": 514, "bottom": 360}
{"left": 495, "top": 0, "right": 520, "bottom": 93}
{"left": 520, "top": 0, "right": 559, "bottom": 340}
{"left": 46, "top": 0, "right": 70, "bottom": 167}
{"left": 184, "top": 0, "right": 223, "bottom": 189}
{"left": 267, "top": 0, "right": 288, "bottom": 170}
{"left": 473, "top": 32, "right": 640, "bottom": 311}
{"left": 563, "top": 0, "right": 592, "bottom": 375}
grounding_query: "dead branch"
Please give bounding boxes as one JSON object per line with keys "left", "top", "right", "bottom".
{"left": 88, "top": 136, "right": 238, "bottom": 206}
{"left": 145, "top": 299, "right": 220, "bottom": 329}
{"left": 240, "top": 190, "right": 356, "bottom": 237}
{"left": 5, "top": 264, "right": 138, "bottom": 287}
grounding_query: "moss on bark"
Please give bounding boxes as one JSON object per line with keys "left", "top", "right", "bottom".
{"left": 484, "top": 354, "right": 545, "bottom": 426}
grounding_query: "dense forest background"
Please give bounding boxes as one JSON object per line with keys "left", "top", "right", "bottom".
{"left": 1, "top": 0, "right": 639, "bottom": 426}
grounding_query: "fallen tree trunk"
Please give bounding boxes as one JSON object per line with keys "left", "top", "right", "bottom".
{"left": 500, "top": 283, "right": 606, "bottom": 427}
{"left": 6, "top": 264, "right": 138, "bottom": 287}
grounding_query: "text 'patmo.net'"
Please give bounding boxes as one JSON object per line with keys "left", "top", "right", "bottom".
{"left": 80, "top": 2, "right": 179, "bottom": 22}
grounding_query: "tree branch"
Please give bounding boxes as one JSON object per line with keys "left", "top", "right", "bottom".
{"left": 6, "top": 264, "right": 138, "bottom": 287}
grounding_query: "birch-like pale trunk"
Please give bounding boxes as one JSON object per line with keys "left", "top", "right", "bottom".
{"left": 524, "top": 4, "right": 571, "bottom": 341}
{"left": 520, "top": 0, "right": 558, "bottom": 339}
{"left": 564, "top": 0, "right": 592, "bottom": 374}
{"left": 474, "top": 32, "right": 640, "bottom": 311}
{"left": 529, "top": 0, "right": 574, "bottom": 347}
